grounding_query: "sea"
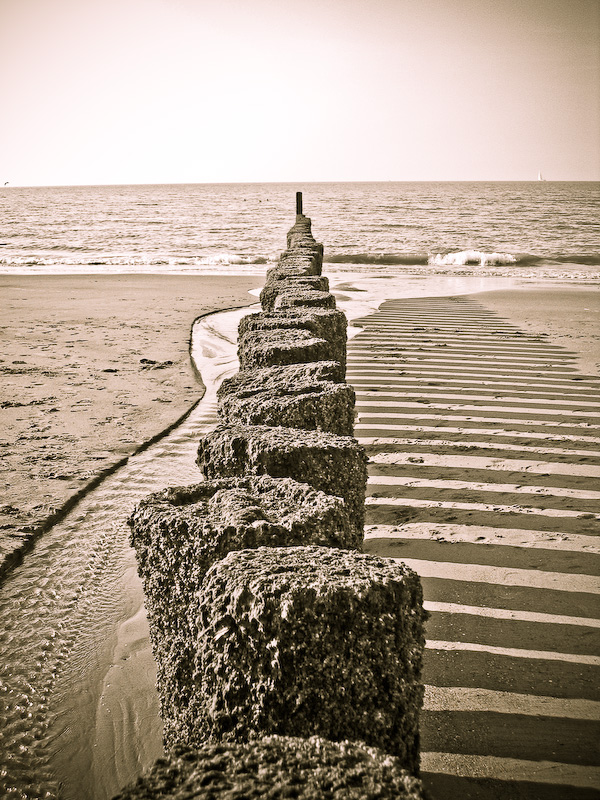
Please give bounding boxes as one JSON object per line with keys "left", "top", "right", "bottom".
{"left": 1, "top": 181, "right": 599, "bottom": 280}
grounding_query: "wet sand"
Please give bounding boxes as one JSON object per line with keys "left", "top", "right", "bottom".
{"left": 0, "top": 273, "right": 260, "bottom": 579}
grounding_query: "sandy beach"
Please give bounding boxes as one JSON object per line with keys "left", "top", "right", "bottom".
{"left": 1, "top": 275, "right": 597, "bottom": 581}
{"left": 473, "top": 284, "right": 600, "bottom": 377}
{"left": 0, "top": 272, "right": 598, "bottom": 799}
{"left": 0, "top": 273, "right": 259, "bottom": 578}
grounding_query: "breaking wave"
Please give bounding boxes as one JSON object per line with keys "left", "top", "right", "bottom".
{"left": 2, "top": 248, "right": 599, "bottom": 276}
{"left": 325, "top": 253, "right": 430, "bottom": 265}
{"left": 324, "top": 251, "right": 600, "bottom": 268}
{"left": 0, "top": 252, "right": 273, "bottom": 273}
{"left": 428, "top": 250, "right": 517, "bottom": 266}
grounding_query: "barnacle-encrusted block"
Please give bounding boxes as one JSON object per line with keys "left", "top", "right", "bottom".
{"left": 286, "top": 213, "right": 321, "bottom": 247}
{"left": 128, "top": 476, "right": 355, "bottom": 748}
{"left": 265, "top": 263, "right": 317, "bottom": 282}
{"left": 279, "top": 249, "right": 323, "bottom": 274}
{"left": 260, "top": 275, "right": 330, "bottom": 312}
{"left": 197, "top": 423, "right": 367, "bottom": 538}
{"left": 237, "top": 327, "right": 340, "bottom": 374}
{"left": 113, "top": 737, "right": 427, "bottom": 799}
{"left": 238, "top": 308, "right": 347, "bottom": 372}
{"left": 280, "top": 248, "right": 322, "bottom": 268}
{"left": 189, "top": 546, "right": 426, "bottom": 774}
{"left": 218, "top": 362, "right": 355, "bottom": 435}
{"left": 275, "top": 287, "right": 336, "bottom": 311}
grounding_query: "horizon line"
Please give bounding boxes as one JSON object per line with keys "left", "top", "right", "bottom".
{"left": 2, "top": 178, "right": 600, "bottom": 189}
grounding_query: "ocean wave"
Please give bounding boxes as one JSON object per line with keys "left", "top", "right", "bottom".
{"left": 325, "top": 251, "right": 600, "bottom": 267}
{"left": 0, "top": 253, "right": 272, "bottom": 268}
{"left": 428, "top": 250, "right": 517, "bottom": 266}
{"left": 325, "top": 253, "right": 430, "bottom": 265}
{"left": 2, "top": 249, "right": 599, "bottom": 275}
{"left": 552, "top": 254, "right": 600, "bottom": 266}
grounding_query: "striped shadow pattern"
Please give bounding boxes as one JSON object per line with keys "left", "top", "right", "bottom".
{"left": 347, "top": 295, "right": 600, "bottom": 799}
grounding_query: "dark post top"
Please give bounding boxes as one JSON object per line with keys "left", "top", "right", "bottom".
{"left": 296, "top": 191, "right": 303, "bottom": 215}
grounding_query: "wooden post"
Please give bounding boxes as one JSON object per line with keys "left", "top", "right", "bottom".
{"left": 296, "top": 191, "right": 303, "bottom": 215}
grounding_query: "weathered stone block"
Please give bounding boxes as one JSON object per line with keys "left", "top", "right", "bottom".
{"left": 238, "top": 308, "right": 347, "bottom": 372}
{"left": 286, "top": 214, "right": 320, "bottom": 248}
{"left": 197, "top": 423, "right": 367, "bottom": 538}
{"left": 218, "top": 362, "right": 355, "bottom": 435}
{"left": 279, "top": 249, "right": 323, "bottom": 274}
{"left": 283, "top": 214, "right": 323, "bottom": 269}
{"left": 274, "top": 287, "right": 336, "bottom": 311}
{"left": 114, "top": 737, "right": 427, "bottom": 799}
{"left": 188, "top": 546, "right": 426, "bottom": 773}
{"left": 128, "top": 476, "right": 355, "bottom": 748}
{"left": 266, "top": 263, "right": 316, "bottom": 282}
{"left": 238, "top": 327, "right": 341, "bottom": 375}
{"left": 260, "top": 275, "right": 330, "bottom": 312}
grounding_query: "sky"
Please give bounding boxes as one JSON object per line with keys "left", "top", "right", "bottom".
{"left": 1, "top": 0, "right": 599, "bottom": 185}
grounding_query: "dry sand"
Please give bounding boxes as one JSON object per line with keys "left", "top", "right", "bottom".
{"left": 0, "top": 273, "right": 259, "bottom": 577}
{"left": 473, "top": 283, "right": 600, "bottom": 377}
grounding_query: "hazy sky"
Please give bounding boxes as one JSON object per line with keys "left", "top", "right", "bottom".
{"left": 1, "top": 0, "right": 599, "bottom": 185}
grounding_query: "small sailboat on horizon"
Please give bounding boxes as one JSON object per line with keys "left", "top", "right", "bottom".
{"left": 538, "top": 170, "right": 547, "bottom": 181}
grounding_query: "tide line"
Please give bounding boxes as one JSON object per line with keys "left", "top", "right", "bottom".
{"left": 352, "top": 334, "right": 566, "bottom": 350}
{"left": 366, "top": 476, "right": 600, "bottom": 501}
{"left": 357, "top": 436, "right": 600, "bottom": 457}
{"left": 357, "top": 399, "right": 600, "bottom": 420}
{"left": 350, "top": 377, "right": 600, "bottom": 398}
{"left": 423, "top": 600, "right": 600, "bottom": 628}
{"left": 347, "top": 365, "right": 599, "bottom": 385}
{"left": 366, "top": 496, "right": 598, "bottom": 520}
{"left": 356, "top": 411, "right": 599, "bottom": 430}
{"left": 349, "top": 346, "right": 563, "bottom": 363}
{"left": 354, "top": 389, "right": 600, "bottom": 409}
{"left": 354, "top": 425, "right": 600, "bottom": 444}
{"left": 347, "top": 359, "right": 583, "bottom": 378}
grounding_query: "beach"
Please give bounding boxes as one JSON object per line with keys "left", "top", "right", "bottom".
{"left": 344, "top": 282, "right": 600, "bottom": 797}
{"left": 0, "top": 273, "right": 259, "bottom": 576}
{"left": 0, "top": 270, "right": 598, "bottom": 798}
{"left": 1, "top": 274, "right": 597, "bottom": 581}
{"left": 474, "top": 284, "right": 600, "bottom": 377}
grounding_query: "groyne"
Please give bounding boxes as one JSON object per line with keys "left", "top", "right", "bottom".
{"left": 121, "top": 197, "right": 428, "bottom": 798}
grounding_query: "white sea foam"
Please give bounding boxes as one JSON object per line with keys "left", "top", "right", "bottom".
{"left": 428, "top": 250, "right": 517, "bottom": 267}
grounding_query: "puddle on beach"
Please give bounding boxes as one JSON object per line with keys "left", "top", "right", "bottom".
{"left": 0, "top": 275, "right": 519, "bottom": 798}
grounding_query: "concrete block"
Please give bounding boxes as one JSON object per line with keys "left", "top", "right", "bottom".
{"left": 113, "top": 737, "right": 427, "bottom": 799}
{"left": 190, "top": 545, "right": 426, "bottom": 772}
{"left": 260, "top": 275, "right": 330, "bottom": 312}
{"left": 197, "top": 423, "right": 367, "bottom": 539}
{"left": 238, "top": 327, "right": 341, "bottom": 374}
{"left": 274, "top": 287, "right": 336, "bottom": 311}
{"left": 218, "top": 362, "right": 355, "bottom": 435}
{"left": 238, "top": 308, "right": 347, "bottom": 372}
{"left": 128, "top": 476, "right": 355, "bottom": 747}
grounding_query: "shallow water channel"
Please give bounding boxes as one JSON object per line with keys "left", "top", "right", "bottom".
{"left": 0, "top": 306, "right": 250, "bottom": 799}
